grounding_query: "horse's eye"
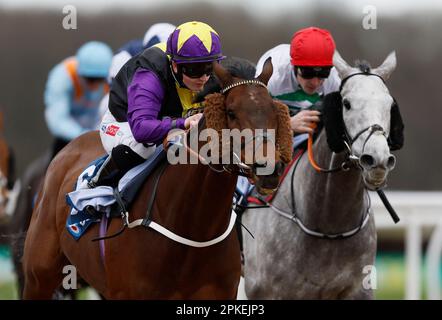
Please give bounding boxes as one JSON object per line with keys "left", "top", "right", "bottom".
{"left": 343, "top": 99, "right": 351, "bottom": 110}
{"left": 227, "top": 110, "right": 236, "bottom": 120}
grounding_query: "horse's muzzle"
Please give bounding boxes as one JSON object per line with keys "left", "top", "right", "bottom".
{"left": 253, "top": 161, "right": 285, "bottom": 196}
{"left": 362, "top": 167, "right": 389, "bottom": 190}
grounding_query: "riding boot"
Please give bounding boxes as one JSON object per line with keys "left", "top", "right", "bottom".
{"left": 87, "top": 156, "right": 120, "bottom": 188}
{"left": 89, "top": 145, "right": 145, "bottom": 188}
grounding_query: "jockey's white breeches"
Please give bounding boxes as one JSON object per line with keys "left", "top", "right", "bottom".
{"left": 99, "top": 109, "right": 156, "bottom": 159}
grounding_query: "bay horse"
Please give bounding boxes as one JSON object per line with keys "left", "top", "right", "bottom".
{"left": 11, "top": 56, "right": 258, "bottom": 299}
{"left": 22, "top": 60, "right": 293, "bottom": 299}
{"left": 10, "top": 152, "right": 94, "bottom": 299}
{"left": 241, "top": 51, "right": 404, "bottom": 299}
{"left": 8, "top": 150, "right": 50, "bottom": 297}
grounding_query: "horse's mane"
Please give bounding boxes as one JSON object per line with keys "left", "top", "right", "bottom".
{"left": 194, "top": 57, "right": 256, "bottom": 103}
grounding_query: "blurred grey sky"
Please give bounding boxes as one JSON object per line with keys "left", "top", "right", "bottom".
{"left": 1, "top": 0, "right": 442, "bottom": 19}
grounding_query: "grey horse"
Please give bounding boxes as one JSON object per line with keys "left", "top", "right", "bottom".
{"left": 241, "top": 51, "right": 403, "bottom": 299}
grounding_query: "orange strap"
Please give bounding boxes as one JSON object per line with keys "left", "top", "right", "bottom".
{"left": 64, "top": 58, "right": 83, "bottom": 100}
{"left": 307, "top": 123, "right": 324, "bottom": 172}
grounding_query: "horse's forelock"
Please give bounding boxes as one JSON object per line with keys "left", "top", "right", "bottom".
{"left": 354, "top": 60, "right": 372, "bottom": 73}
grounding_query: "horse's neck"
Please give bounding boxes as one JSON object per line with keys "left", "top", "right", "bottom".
{"left": 156, "top": 163, "right": 237, "bottom": 239}
{"left": 284, "top": 131, "right": 366, "bottom": 233}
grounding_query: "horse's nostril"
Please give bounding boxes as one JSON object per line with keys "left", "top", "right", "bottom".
{"left": 360, "top": 154, "right": 375, "bottom": 169}
{"left": 387, "top": 155, "right": 396, "bottom": 169}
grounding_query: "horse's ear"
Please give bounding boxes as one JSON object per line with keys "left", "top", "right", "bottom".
{"left": 372, "top": 51, "right": 397, "bottom": 81}
{"left": 213, "top": 61, "right": 233, "bottom": 88}
{"left": 333, "top": 51, "right": 353, "bottom": 80}
{"left": 256, "top": 57, "right": 273, "bottom": 85}
{"left": 322, "top": 91, "right": 346, "bottom": 153}
{"left": 388, "top": 98, "right": 404, "bottom": 151}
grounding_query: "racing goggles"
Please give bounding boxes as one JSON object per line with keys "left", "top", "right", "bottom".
{"left": 295, "top": 66, "right": 332, "bottom": 79}
{"left": 179, "top": 62, "right": 213, "bottom": 79}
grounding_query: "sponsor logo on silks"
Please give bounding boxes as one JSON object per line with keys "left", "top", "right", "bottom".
{"left": 101, "top": 124, "right": 107, "bottom": 132}
{"left": 105, "top": 124, "right": 120, "bottom": 136}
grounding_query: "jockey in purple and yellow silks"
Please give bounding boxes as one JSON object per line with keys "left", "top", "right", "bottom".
{"left": 90, "top": 21, "right": 225, "bottom": 188}
{"left": 44, "top": 41, "right": 113, "bottom": 158}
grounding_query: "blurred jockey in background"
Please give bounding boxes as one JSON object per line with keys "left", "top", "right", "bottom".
{"left": 108, "top": 22, "right": 176, "bottom": 83}
{"left": 99, "top": 22, "right": 176, "bottom": 117}
{"left": 44, "top": 41, "right": 113, "bottom": 158}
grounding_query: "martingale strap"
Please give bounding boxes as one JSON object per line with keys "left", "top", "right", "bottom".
{"left": 123, "top": 162, "right": 237, "bottom": 248}
{"left": 127, "top": 211, "right": 238, "bottom": 248}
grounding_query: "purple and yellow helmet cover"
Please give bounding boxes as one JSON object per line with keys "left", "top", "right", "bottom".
{"left": 167, "top": 21, "right": 225, "bottom": 63}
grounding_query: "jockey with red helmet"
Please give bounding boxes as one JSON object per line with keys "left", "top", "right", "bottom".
{"left": 92, "top": 21, "right": 224, "bottom": 187}
{"left": 255, "top": 26, "right": 340, "bottom": 148}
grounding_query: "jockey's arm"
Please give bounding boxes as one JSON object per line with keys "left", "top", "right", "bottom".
{"left": 127, "top": 69, "right": 186, "bottom": 145}
{"left": 44, "top": 64, "right": 88, "bottom": 141}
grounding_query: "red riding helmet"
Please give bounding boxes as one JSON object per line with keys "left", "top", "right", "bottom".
{"left": 290, "top": 27, "right": 336, "bottom": 67}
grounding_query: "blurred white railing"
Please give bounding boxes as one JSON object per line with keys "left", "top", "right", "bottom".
{"left": 371, "top": 191, "right": 442, "bottom": 300}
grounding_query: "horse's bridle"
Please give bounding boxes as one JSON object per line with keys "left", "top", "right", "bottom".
{"left": 221, "top": 79, "right": 267, "bottom": 94}
{"left": 221, "top": 80, "right": 274, "bottom": 177}
{"left": 178, "top": 79, "right": 274, "bottom": 178}
{"left": 314, "top": 71, "right": 391, "bottom": 173}
{"left": 173, "top": 125, "right": 274, "bottom": 178}
{"left": 263, "top": 72, "right": 399, "bottom": 240}
{"left": 339, "top": 72, "right": 390, "bottom": 168}
{"left": 342, "top": 124, "right": 388, "bottom": 161}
